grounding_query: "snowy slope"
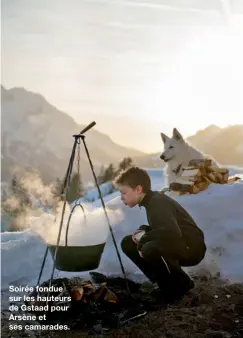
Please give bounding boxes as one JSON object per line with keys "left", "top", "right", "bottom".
{"left": 1, "top": 168, "right": 243, "bottom": 304}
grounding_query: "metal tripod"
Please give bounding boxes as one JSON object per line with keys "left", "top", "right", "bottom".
{"left": 37, "top": 122, "right": 131, "bottom": 294}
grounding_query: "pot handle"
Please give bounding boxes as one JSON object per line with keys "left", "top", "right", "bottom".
{"left": 65, "top": 203, "right": 86, "bottom": 246}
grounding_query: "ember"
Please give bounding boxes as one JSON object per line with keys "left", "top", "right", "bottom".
{"left": 24, "top": 273, "right": 149, "bottom": 331}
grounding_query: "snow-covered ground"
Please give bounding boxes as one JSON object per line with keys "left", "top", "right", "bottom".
{"left": 1, "top": 167, "right": 243, "bottom": 309}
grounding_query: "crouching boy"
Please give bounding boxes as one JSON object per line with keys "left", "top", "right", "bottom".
{"left": 113, "top": 166, "right": 206, "bottom": 303}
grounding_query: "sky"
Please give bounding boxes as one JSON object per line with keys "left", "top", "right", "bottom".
{"left": 2, "top": 0, "right": 243, "bottom": 153}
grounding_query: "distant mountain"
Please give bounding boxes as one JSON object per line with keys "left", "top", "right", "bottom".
{"left": 186, "top": 125, "right": 222, "bottom": 149}
{"left": 1, "top": 86, "right": 145, "bottom": 184}
{"left": 135, "top": 124, "right": 243, "bottom": 168}
{"left": 187, "top": 124, "right": 243, "bottom": 166}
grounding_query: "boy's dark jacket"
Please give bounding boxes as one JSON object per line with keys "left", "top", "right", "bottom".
{"left": 137, "top": 190, "right": 205, "bottom": 251}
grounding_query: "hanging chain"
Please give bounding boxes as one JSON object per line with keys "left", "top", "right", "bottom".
{"left": 77, "top": 139, "right": 80, "bottom": 178}
{"left": 75, "top": 139, "right": 81, "bottom": 205}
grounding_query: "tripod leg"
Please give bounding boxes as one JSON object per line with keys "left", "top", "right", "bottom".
{"left": 81, "top": 135, "right": 131, "bottom": 295}
{"left": 36, "top": 136, "right": 78, "bottom": 297}
{"left": 37, "top": 246, "right": 48, "bottom": 286}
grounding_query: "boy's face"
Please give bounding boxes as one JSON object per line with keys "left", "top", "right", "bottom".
{"left": 118, "top": 184, "right": 144, "bottom": 208}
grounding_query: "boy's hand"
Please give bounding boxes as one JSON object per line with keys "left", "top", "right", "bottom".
{"left": 138, "top": 250, "right": 143, "bottom": 258}
{"left": 132, "top": 230, "right": 146, "bottom": 244}
{"left": 132, "top": 230, "right": 141, "bottom": 243}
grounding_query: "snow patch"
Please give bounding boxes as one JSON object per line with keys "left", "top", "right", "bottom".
{"left": 1, "top": 167, "right": 243, "bottom": 299}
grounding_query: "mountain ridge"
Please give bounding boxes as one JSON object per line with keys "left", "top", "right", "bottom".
{"left": 134, "top": 124, "right": 243, "bottom": 168}
{"left": 1, "top": 85, "right": 145, "bottom": 184}
{"left": 2, "top": 85, "right": 242, "bottom": 185}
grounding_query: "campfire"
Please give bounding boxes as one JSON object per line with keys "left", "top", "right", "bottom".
{"left": 7, "top": 274, "right": 243, "bottom": 337}
{"left": 25, "top": 273, "right": 149, "bottom": 331}
{"left": 71, "top": 280, "right": 119, "bottom": 305}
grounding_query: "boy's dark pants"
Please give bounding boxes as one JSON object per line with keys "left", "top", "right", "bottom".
{"left": 121, "top": 234, "right": 206, "bottom": 300}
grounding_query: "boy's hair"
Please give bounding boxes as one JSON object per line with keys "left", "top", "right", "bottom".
{"left": 113, "top": 166, "right": 151, "bottom": 193}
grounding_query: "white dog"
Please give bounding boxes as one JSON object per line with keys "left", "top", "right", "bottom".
{"left": 160, "top": 128, "right": 219, "bottom": 187}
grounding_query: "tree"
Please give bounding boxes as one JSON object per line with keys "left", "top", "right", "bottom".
{"left": 10, "top": 175, "right": 31, "bottom": 211}
{"left": 118, "top": 157, "right": 133, "bottom": 171}
{"left": 52, "top": 178, "right": 63, "bottom": 199}
{"left": 2, "top": 175, "right": 32, "bottom": 231}
{"left": 11, "top": 175, "right": 18, "bottom": 193}
{"left": 101, "top": 163, "right": 116, "bottom": 184}
{"left": 66, "top": 171, "right": 84, "bottom": 203}
{"left": 114, "top": 157, "right": 133, "bottom": 177}
{"left": 97, "top": 165, "right": 106, "bottom": 185}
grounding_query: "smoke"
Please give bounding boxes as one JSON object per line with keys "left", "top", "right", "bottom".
{"left": 28, "top": 201, "right": 124, "bottom": 246}
{"left": 2, "top": 169, "right": 58, "bottom": 231}
{"left": 19, "top": 170, "right": 55, "bottom": 207}
{"left": 2, "top": 169, "right": 124, "bottom": 247}
{"left": 2, "top": 195, "right": 22, "bottom": 211}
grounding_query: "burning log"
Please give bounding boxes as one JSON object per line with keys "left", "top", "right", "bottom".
{"left": 104, "top": 289, "right": 119, "bottom": 303}
{"left": 92, "top": 283, "right": 108, "bottom": 302}
{"left": 71, "top": 286, "right": 84, "bottom": 301}
{"left": 70, "top": 280, "right": 119, "bottom": 304}
{"left": 23, "top": 275, "right": 144, "bottom": 331}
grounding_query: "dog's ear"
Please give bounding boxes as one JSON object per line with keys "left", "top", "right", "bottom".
{"left": 173, "top": 128, "right": 183, "bottom": 141}
{"left": 161, "top": 133, "right": 169, "bottom": 143}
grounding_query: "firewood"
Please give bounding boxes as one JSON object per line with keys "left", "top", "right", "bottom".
{"left": 202, "top": 176, "right": 212, "bottom": 183}
{"left": 194, "top": 176, "right": 203, "bottom": 184}
{"left": 104, "top": 289, "right": 118, "bottom": 303}
{"left": 182, "top": 166, "right": 198, "bottom": 171}
{"left": 181, "top": 168, "right": 201, "bottom": 176}
{"left": 206, "top": 167, "right": 229, "bottom": 175}
{"left": 211, "top": 172, "right": 219, "bottom": 183}
{"left": 191, "top": 185, "right": 200, "bottom": 194}
{"left": 188, "top": 159, "right": 212, "bottom": 168}
{"left": 204, "top": 159, "right": 213, "bottom": 167}
{"left": 81, "top": 280, "right": 96, "bottom": 296}
{"left": 71, "top": 286, "right": 84, "bottom": 301}
{"left": 179, "top": 176, "right": 199, "bottom": 182}
{"left": 169, "top": 162, "right": 231, "bottom": 195}
{"left": 92, "top": 283, "right": 107, "bottom": 301}
{"left": 195, "top": 182, "right": 210, "bottom": 191}
{"left": 205, "top": 167, "right": 215, "bottom": 173}
{"left": 212, "top": 168, "right": 229, "bottom": 174}
{"left": 169, "top": 183, "right": 192, "bottom": 193}
{"left": 174, "top": 178, "right": 195, "bottom": 185}
{"left": 215, "top": 173, "right": 221, "bottom": 183}
{"left": 181, "top": 168, "right": 202, "bottom": 182}
{"left": 81, "top": 280, "right": 95, "bottom": 289}
{"left": 223, "top": 172, "right": 229, "bottom": 182}
{"left": 169, "top": 191, "right": 184, "bottom": 197}
{"left": 170, "top": 179, "right": 195, "bottom": 193}
{"left": 215, "top": 173, "right": 223, "bottom": 183}
{"left": 207, "top": 172, "right": 217, "bottom": 182}
{"left": 199, "top": 167, "right": 207, "bottom": 176}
